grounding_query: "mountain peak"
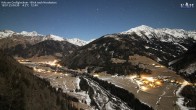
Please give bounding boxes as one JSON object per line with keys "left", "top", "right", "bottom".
{"left": 19, "top": 31, "right": 40, "bottom": 36}
{"left": 121, "top": 25, "right": 196, "bottom": 40}
{"left": 66, "top": 38, "right": 95, "bottom": 46}
{"left": 1, "top": 30, "right": 15, "bottom": 33}
{"left": 134, "top": 25, "right": 154, "bottom": 30}
{"left": 66, "top": 38, "right": 88, "bottom": 46}
{"left": 121, "top": 25, "right": 154, "bottom": 35}
{"left": 45, "top": 34, "right": 65, "bottom": 41}
{"left": 0, "top": 30, "right": 15, "bottom": 38}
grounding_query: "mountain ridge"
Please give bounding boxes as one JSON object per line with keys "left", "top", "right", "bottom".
{"left": 0, "top": 30, "right": 92, "bottom": 46}
{"left": 62, "top": 25, "right": 196, "bottom": 75}
{"left": 121, "top": 25, "right": 196, "bottom": 42}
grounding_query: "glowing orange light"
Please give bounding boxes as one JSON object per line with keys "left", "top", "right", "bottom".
{"left": 141, "top": 86, "right": 148, "bottom": 91}
{"left": 93, "top": 74, "right": 99, "bottom": 77}
{"left": 155, "top": 81, "right": 162, "bottom": 86}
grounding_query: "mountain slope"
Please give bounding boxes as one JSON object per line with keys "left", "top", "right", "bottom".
{"left": 170, "top": 43, "right": 196, "bottom": 82}
{"left": 122, "top": 25, "right": 196, "bottom": 42}
{"left": 21, "top": 40, "right": 78, "bottom": 58}
{"left": 44, "top": 34, "right": 65, "bottom": 41}
{"left": 0, "top": 30, "right": 94, "bottom": 59}
{"left": 0, "top": 35, "right": 45, "bottom": 56}
{"left": 0, "top": 30, "right": 80, "bottom": 58}
{"left": 62, "top": 26, "right": 195, "bottom": 75}
{"left": 0, "top": 30, "right": 15, "bottom": 38}
{"left": 0, "top": 51, "right": 75, "bottom": 110}
{"left": 67, "top": 38, "right": 89, "bottom": 46}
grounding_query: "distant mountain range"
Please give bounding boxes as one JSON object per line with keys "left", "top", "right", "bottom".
{"left": 0, "top": 30, "right": 93, "bottom": 46}
{"left": 0, "top": 30, "right": 94, "bottom": 58}
{"left": 62, "top": 25, "right": 196, "bottom": 75}
{"left": 0, "top": 25, "right": 195, "bottom": 76}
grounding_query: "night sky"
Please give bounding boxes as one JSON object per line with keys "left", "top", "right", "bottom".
{"left": 0, "top": 0, "right": 196, "bottom": 40}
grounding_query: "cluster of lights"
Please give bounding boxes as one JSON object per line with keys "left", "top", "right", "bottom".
{"left": 33, "top": 67, "right": 45, "bottom": 72}
{"left": 182, "top": 80, "right": 191, "bottom": 85}
{"left": 36, "top": 60, "right": 62, "bottom": 68}
{"left": 128, "top": 75, "right": 163, "bottom": 91}
{"left": 93, "top": 74, "right": 99, "bottom": 77}
{"left": 140, "top": 86, "right": 148, "bottom": 91}
{"left": 18, "top": 59, "right": 63, "bottom": 68}
{"left": 129, "top": 75, "right": 137, "bottom": 79}
{"left": 141, "top": 76, "right": 163, "bottom": 88}
{"left": 18, "top": 59, "right": 31, "bottom": 63}
{"left": 45, "top": 60, "right": 60, "bottom": 66}
{"left": 152, "top": 63, "right": 164, "bottom": 68}
{"left": 155, "top": 65, "right": 164, "bottom": 68}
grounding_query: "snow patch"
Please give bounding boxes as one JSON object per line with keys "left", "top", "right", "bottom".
{"left": 76, "top": 77, "right": 81, "bottom": 89}
{"left": 76, "top": 91, "right": 92, "bottom": 105}
{"left": 174, "top": 43, "right": 188, "bottom": 51}
{"left": 157, "top": 57, "right": 162, "bottom": 62}
{"left": 0, "top": 30, "right": 15, "bottom": 38}
{"left": 104, "top": 35, "right": 121, "bottom": 41}
{"left": 19, "top": 31, "right": 40, "bottom": 36}
{"left": 176, "top": 84, "right": 189, "bottom": 110}
{"left": 145, "top": 46, "right": 150, "bottom": 49}
{"left": 121, "top": 25, "right": 196, "bottom": 41}
{"left": 179, "top": 62, "right": 196, "bottom": 75}
{"left": 44, "top": 34, "right": 64, "bottom": 41}
{"left": 67, "top": 38, "right": 89, "bottom": 46}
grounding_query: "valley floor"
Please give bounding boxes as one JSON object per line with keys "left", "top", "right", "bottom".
{"left": 17, "top": 57, "right": 195, "bottom": 110}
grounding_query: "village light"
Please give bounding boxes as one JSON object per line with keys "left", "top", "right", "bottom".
{"left": 93, "top": 74, "right": 99, "bottom": 77}
{"left": 129, "top": 75, "right": 137, "bottom": 79}
{"left": 141, "top": 86, "right": 148, "bottom": 91}
{"left": 155, "top": 80, "right": 162, "bottom": 86}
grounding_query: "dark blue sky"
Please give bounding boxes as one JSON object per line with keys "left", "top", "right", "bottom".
{"left": 0, "top": 0, "right": 196, "bottom": 40}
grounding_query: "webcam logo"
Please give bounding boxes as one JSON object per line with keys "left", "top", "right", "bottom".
{"left": 181, "top": 2, "right": 194, "bottom": 9}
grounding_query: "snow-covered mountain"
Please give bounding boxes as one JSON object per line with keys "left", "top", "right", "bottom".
{"left": 17, "top": 31, "right": 41, "bottom": 36}
{"left": 44, "top": 34, "right": 65, "bottom": 41}
{"left": 62, "top": 25, "right": 196, "bottom": 75}
{"left": 0, "top": 30, "right": 93, "bottom": 58}
{"left": 66, "top": 38, "right": 94, "bottom": 46}
{"left": 121, "top": 25, "right": 196, "bottom": 42}
{"left": 0, "top": 30, "right": 15, "bottom": 38}
{"left": 0, "top": 30, "right": 42, "bottom": 38}
{"left": 0, "top": 30, "right": 92, "bottom": 46}
{"left": 66, "top": 38, "right": 87, "bottom": 46}
{"left": 21, "top": 40, "right": 78, "bottom": 58}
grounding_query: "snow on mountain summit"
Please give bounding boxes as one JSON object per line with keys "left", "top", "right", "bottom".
{"left": 66, "top": 38, "right": 88, "bottom": 46}
{"left": 67, "top": 38, "right": 95, "bottom": 46}
{"left": 122, "top": 25, "right": 155, "bottom": 38}
{"left": 127, "top": 25, "right": 154, "bottom": 32}
{"left": 0, "top": 30, "right": 91, "bottom": 46}
{"left": 121, "top": 25, "right": 196, "bottom": 41}
{"left": 19, "top": 31, "right": 40, "bottom": 36}
{"left": 0, "top": 30, "right": 42, "bottom": 38}
{"left": 44, "top": 35, "right": 92, "bottom": 46}
{"left": 0, "top": 30, "right": 15, "bottom": 38}
{"left": 44, "top": 34, "right": 65, "bottom": 41}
